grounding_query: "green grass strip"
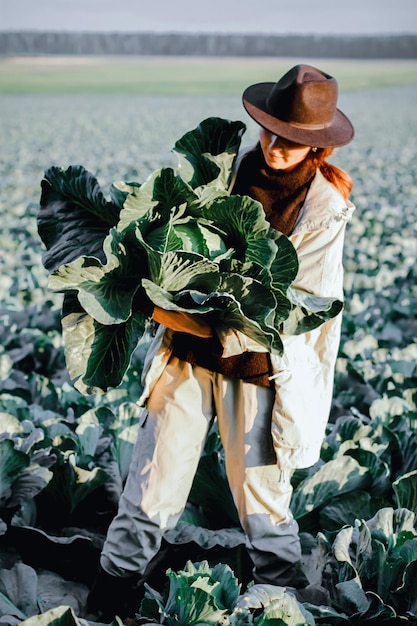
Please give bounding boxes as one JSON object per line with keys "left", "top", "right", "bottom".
{"left": 1, "top": 55, "right": 417, "bottom": 94}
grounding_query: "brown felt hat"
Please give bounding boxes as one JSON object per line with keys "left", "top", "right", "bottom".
{"left": 242, "top": 64, "right": 354, "bottom": 147}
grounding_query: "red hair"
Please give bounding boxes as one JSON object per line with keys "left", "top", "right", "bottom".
{"left": 311, "top": 148, "right": 353, "bottom": 201}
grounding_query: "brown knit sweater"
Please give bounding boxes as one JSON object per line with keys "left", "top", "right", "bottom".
{"left": 171, "top": 145, "right": 317, "bottom": 387}
{"left": 232, "top": 145, "right": 316, "bottom": 236}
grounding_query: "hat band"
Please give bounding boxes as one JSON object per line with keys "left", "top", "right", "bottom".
{"left": 276, "top": 118, "right": 333, "bottom": 130}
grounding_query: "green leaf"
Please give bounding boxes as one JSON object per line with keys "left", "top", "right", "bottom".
{"left": 143, "top": 249, "right": 220, "bottom": 296}
{"left": 269, "top": 232, "right": 299, "bottom": 292}
{"left": 74, "top": 409, "right": 101, "bottom": 458}
{"left": 392, "top": 426, "right": 417, "bottom": 476}
{"left": 61, "top": 308, "right": 146, "bottom": 394}
{"left": 7, "top": 463, "right": 53, "bottom": 508}
{"left": 393, "top": 469, "right": 417, "bottom": 512}
{"left": 284, "top": 288, "right": 343, "bottom": 335}
{"left": 324, "top": 414, "right": 385, "bottom": 458}
{"left": 49, "top": 228, "right": 144, "bottom": 325}
{"left": 335, "top": 578, "right": 371, "bottom": 613}
{"left": 109, "top": 179, "right": 141, "bottom": 210}
{"left": 352, "top": 520, "right": 376, "bottom": 585}
{"left": 165, "top": 586, "right": 227, "bottom": 625}
{"left": 20, "top": 604, "right": 123, "bottom": 625}
{"left": 214, "top": 273, "right": 283, "bottom": 351}
{"left": 232, "top": 584, "right": 315, "bottom": 626}
{"left": 45, "top": 453, "right": 109, "bottom": 514}
{"left": 108, "top": 402, "right": 141, "bottom": 481}
{"left": 360, "top": 591, "right": 400, "bottom": 622}
{"left": 290, "top": 456, "right": 372, "bottom": 520}
{"left": 0, "top": 590, "right": 27, "bottom": 621}
{"left": 0, "top": 412, "right": 23, "bottom": 435}
{"left": 318, "top": 491, "right": 376, "bottom": 532}
{"left": 117, "top": 167, "right": 197, "bottom": 233}
{"left": 391, "top": 559, "right": 417, "bottom": 615}
{"left": 208, "top": 562, "right": 241, "bottom": 609}
{"left": 0, "top": 438, "right": 30, "bottom": 504}
{"left": 366, "top": 507, "right": 417, "bottom": 545}
{"left": 38, "top": 165, "right": 120, "bottom": 272}
{"left": 173, "top": 117, "right": 246, "bottom": 190}
{"left": 332, "top": 525, "right": 357, "bottom": 573}
{"left": 202, "top": 195, "right": 278, "bottom": 269}
{"left": 138, "top": 205, "right": 192, "bottom": 254}
{"left": 219, "top": 258, "right": 269, "bottom": 285}
{"left": 345, "top": 448, "right": 391, "bottom": 496}
{"left": 116, "top": 169, "right": 159, "bottom": 231}
{"left": 302, "top": 603, "right": 351, "bottom": 624}
{"left": 173, "top": 220, "right": 212, "bottom": 256}
{"left": 0, "top": 563, "right": 38, "bottom": 620}
{"left": 172, "top": 278, "right": 283, "bottom": 353}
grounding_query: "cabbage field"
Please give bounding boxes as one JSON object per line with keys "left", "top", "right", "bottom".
{"left": 0, "top": 58, "right": 417, "bottom": 625}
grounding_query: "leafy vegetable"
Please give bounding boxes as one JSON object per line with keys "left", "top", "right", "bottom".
{"left": 140, "top": 560, "right": 312, "bottom": 626}
{"left": 141, "top": 560, "right": 239, "bottom": 625}
{"left": 38, "top": 117, "right": 342, "bottom": 394}
{"left": 319, "top": 507, "right": 417, "bottom": 620}
{"left": 231, "top": 584, "right": 315, "bottom": 626}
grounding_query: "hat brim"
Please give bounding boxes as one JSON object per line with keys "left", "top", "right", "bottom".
{"left": 243, "top": 82, "right": 354, "bottom": 148}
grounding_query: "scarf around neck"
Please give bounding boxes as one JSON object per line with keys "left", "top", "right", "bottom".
{"left": 231, "top": 144, "right": 317, "bottom": 235}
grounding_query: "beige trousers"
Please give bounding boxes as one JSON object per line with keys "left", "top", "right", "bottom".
{"left": 101, "top": 356, "right": 301, "bottom": 584}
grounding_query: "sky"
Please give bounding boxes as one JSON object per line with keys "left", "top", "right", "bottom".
{"left": 1, "top": 0, "right": 417, "bottom": 35}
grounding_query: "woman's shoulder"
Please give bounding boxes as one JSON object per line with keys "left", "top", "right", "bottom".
{"left": 293, "top": 170, "right": 355, "bottom": 234}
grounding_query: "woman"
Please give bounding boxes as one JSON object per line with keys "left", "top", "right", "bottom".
{"left": 88, "top": 64, "right": 355, "bottom": 619}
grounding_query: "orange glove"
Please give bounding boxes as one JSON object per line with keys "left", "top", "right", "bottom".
{"left": 152, "top": 306, "right": 213, "bottom": 338}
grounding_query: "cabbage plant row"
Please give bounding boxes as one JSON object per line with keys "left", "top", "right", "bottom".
{"left": 0, "top": 86, "right": 416, "bottom": 625}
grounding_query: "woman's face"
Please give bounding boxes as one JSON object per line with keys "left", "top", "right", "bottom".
{"left": 259, "top": 128, "right": 311, "bottom": 171}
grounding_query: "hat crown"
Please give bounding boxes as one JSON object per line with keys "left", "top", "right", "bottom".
{"left": 265, "top": 65, "right": 338, "bottom": 129}
{"left": 241, "top": 63, "right": 354, "bottom": 147}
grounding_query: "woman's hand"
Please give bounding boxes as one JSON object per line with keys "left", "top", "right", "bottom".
{"left": 152, "top": 307, "right": 213, "bottom": 338}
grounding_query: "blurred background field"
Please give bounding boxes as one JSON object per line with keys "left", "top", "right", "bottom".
{"left": 1, "top": 55, "right": 417, "bottom": 94}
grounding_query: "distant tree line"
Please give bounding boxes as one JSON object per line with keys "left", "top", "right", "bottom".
{"left": 0, "top": 31, "right": 416, "bottom": 58}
